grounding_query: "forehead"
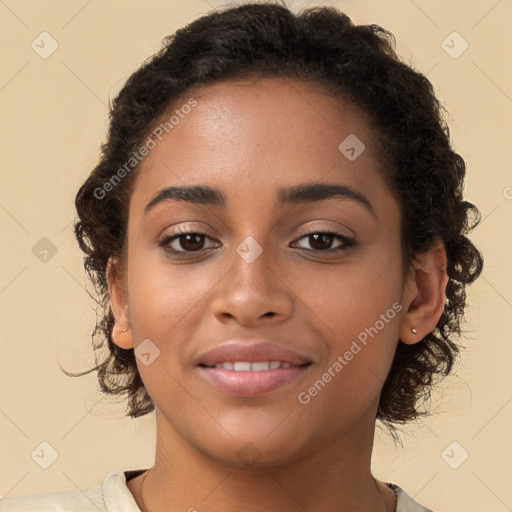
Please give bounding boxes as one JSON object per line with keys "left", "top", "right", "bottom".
{"left": 129, "top": 77, "right": 390, "bottom": 214}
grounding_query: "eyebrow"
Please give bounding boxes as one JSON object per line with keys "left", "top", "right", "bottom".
{"left": 144, "top": 182, "right": 376, "bottom": 218}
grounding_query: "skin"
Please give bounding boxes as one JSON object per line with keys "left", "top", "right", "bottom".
{"left": 107, "top": 77, "right": 448, "bottom": 512}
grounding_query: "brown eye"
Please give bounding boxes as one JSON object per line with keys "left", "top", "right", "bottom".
{"left": 305, "top": 233, "right": 335, "bottom": 251}
{"left": 175, "top": 233, "right": 205, "bottom": 251}
{"left": 159, "top": 231, "right": 220, "bottom": 256}
{"left": 292, "top": 231, "right": 354, "bottom": 254}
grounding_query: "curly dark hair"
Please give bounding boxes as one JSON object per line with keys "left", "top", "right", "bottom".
{"left": 66, "top": 1, "right": 483, "bottom": 429}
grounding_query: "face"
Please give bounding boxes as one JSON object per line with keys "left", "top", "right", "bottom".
{"left": 111, "top": 77, "right": 414, "bottom": 467}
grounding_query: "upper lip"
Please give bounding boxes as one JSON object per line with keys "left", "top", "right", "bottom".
{"left": 197, "top": 340, "right": 312, "bottom": 367}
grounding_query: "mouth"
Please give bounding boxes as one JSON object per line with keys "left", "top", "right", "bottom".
{"left": 195, "top": 340, "right": 313, "bottom": 397}
{"left": 197, "top": 360, "right": 312, "bottom": 397}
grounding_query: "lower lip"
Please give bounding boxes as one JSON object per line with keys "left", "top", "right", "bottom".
{"left": 198, "top": 365, "right": 311, "bottom": 397}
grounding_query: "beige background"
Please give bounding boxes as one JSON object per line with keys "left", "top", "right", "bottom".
{"left": 1, "top": 0, "right": 511, "bottom": 510}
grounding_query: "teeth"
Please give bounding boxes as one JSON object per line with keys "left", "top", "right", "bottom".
{"left": 233, "top": 362, "right": 252, "bottom": 371}
{"left": 251, "top": 362, "right": 271, "bottom": 371}
{"left": 212, "top": 361, "right": 292, "bottom": 371}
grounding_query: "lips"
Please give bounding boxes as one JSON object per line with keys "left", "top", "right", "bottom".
{"left": 196, "top": 340, "right": 312, "bottom": 397}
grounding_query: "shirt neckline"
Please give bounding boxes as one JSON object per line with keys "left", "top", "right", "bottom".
{"left": 120, "top": 471, "right": 428, "bottom": 512}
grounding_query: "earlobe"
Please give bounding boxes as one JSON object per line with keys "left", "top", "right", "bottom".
{"left": 399, "top": 239, "right": 448, "bottom": 344}
{"left": 106, "top": 257, "right": 133, "bottom": 349}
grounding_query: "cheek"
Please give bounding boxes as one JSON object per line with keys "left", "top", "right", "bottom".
{"left": 127, "top": 248, "right": 206, "bottom": 323}
{"left": 292, "top": 250, "right": 402, "bottom": 421}
{"left": 298, "top": 246, "right": 403, "bottom": 339}
{"left": 296, "top": 267, "right": 403, "bottom": 422}
{"left": 125, "top": 251, "right": 227, "bottom": 365}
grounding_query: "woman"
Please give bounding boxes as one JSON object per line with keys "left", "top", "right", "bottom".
{"left": 1, "top": 2, "right": 483, "bottom": 511}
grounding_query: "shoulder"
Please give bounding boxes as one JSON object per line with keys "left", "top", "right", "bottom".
{"left": 0, "top": 471, "right": 143, "bottom": 512}
{"left": 388, "top": 483, "right": 435, "bottom": 512}
{"left": 0, "top": 484, "right": 107, "bottom": 511}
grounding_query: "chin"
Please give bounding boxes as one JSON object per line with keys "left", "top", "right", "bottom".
{"left": 191, "top": 427, "right": 312, "bottom": 470}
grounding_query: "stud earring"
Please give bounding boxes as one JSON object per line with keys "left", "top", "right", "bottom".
{"left": 120, "top": 328, "right": 128, "bottom": 332}
{"left": 411, "top": 327, "right": 417, "bottom": 334}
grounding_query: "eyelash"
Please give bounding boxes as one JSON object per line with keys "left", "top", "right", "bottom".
{"left": 158, "top": 226, "right": 356, "bottom": 258}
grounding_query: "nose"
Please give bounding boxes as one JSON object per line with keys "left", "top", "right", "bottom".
{"left": 211, "top": 237, "right": 294, "bottom": 327}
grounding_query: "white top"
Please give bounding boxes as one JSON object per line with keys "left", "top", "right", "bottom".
{"left": 1, "top": 470, "right": 434, "bottom": 511}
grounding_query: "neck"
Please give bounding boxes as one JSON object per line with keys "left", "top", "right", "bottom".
{"left": 134, "top": 408, "right": 395, "bottom": 512}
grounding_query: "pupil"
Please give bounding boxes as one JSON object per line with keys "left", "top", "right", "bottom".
{"left": 311, "top": 233, "right": 332, "bottom": 250}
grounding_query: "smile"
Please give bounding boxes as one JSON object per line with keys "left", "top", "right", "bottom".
{"left": 195, "top": 340, "right": 313, "bottom": 396}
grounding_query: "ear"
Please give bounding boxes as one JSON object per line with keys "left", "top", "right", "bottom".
{"left": 106, "top": 256, "right": 133, "bottom": 349}
{"left": 399, "top": 238, "right": 448, "bottom": 344}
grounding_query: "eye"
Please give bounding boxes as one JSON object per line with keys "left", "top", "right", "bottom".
{"left": 159, "top": 230, "right": 220, "bottom": 255}
{"left": 291, "top": 231, "right": 355, "bottom": 254}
